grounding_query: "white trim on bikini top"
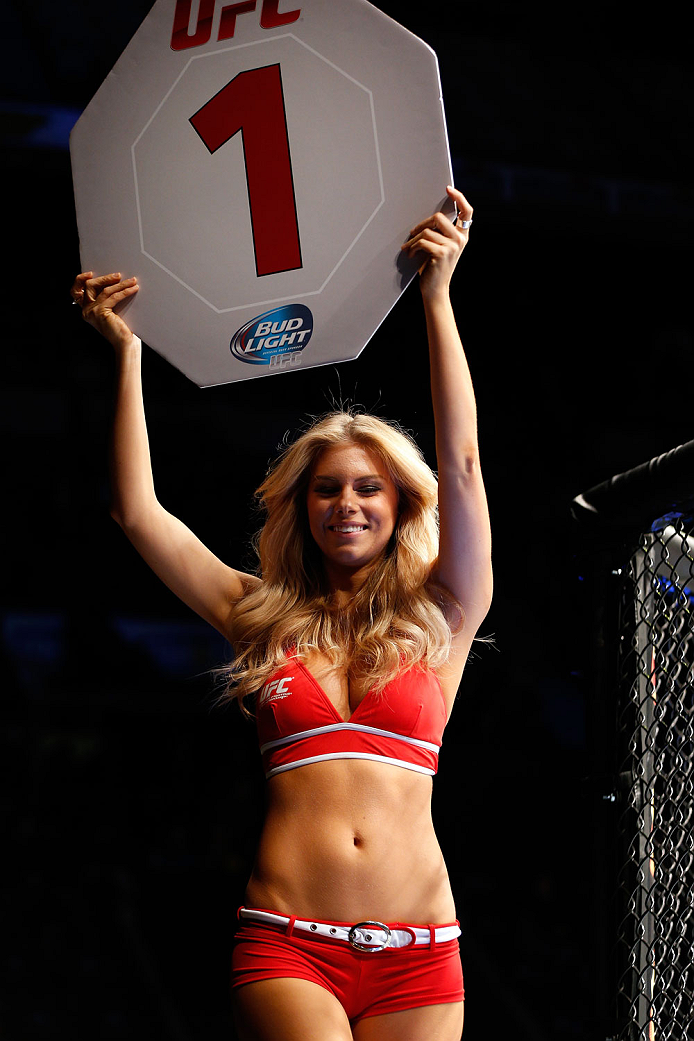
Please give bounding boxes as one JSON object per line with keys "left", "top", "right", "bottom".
{"left": 264, "top": 752, "right": 437, "bottom": 779}
{"left": 259, "top": 721, "right": 441, "bottom": 756}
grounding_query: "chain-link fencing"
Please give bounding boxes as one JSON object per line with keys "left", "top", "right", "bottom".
{"left": 573, "top": 440, "right": 694, "bottom": 1041}
{"left": 615, "top": 520, "right": 694, "bottom": 1040}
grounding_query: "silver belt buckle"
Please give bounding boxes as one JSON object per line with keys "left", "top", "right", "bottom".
{"left": 348, "top": 920, "right": 391, "bottom": 952}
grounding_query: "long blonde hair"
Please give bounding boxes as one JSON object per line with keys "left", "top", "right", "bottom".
{"left": 224, "top": 411, "right": 460, "bottom": 714}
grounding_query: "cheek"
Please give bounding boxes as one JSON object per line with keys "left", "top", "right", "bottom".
{"left": 306, "top": 501, "right": 325, "bottom": 542}
{"left": 375, "top": 506, "right": 398, "bottom": 544}
{"left": 385, "top": 505, "right": 400, "bottom": 544}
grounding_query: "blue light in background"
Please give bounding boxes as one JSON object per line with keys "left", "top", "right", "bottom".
{"left": 1, "top": 102, "right": 80, "bottom": 150}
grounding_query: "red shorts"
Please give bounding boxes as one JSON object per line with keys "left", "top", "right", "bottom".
{"left": 231, "top": 913, "right": 464, "bottom": 1024}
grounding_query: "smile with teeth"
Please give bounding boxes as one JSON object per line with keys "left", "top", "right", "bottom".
{"left": 329, "top": 524, "right": 368, "bottom": 533}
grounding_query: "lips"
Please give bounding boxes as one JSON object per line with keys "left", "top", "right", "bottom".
{"left": 329, "top": 524, "right": 367, "bottom": 533}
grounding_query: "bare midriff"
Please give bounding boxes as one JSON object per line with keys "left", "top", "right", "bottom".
{"left": 244, "top": 758, "right": 456, "bottom": 925}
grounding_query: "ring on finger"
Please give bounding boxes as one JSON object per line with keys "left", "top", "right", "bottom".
{"left": 458, "top": 217, "right": 473, "bottom": 229}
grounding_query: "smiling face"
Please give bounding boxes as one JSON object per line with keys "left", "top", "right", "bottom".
{"left": 306, "top": 442, "right": 400, "bottom": 586}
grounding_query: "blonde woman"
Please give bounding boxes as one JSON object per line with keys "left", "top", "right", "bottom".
{"left": 71, "top": 185, "right": 492, "bottom": 1041}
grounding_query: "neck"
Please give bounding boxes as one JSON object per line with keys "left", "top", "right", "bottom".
{"left": 322, "top": 561, "right": 375, "bottom": 607}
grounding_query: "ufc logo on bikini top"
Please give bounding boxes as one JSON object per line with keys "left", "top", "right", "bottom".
{"left": 259, "top": 676, "right": 295, "bottom": 706}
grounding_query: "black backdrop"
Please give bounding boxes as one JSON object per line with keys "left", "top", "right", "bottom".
{"left": 2, "top": 2, "right": 692, "bottom": 1038}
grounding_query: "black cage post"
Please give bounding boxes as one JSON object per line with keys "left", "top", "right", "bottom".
{"left": 572, "top": 440, "right": 694, "bottom": 1041}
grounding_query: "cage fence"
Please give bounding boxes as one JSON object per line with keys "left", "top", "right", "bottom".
{"left": 573, "top": 440, "right": 694, "bottom": 1041}
{"left": 617, "top": 520, "right": 694, "bottom": 1040}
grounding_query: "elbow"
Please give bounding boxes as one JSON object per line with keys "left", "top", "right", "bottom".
{"left": 438, "top": 448, "right": 481, "bottom": 480}
{"left": 110, "top": 494, "right": 137, "bottom": 530}
{"left": 109, "top": 490, "right": 159, "bottom": 532}
{"left": 467, "top": 576, "right": 494, "bottom": 637}
{"left": 110, "top": 502, "right": 125, "bottom": 528}
{"left": 476, "top": 563, "right": 495, "bottom": 622}
{"left": 461, "top": 447, "right": 482, "bottom": 477}
{"left": 483, "top": 577, "right": 494, "bottom": 618}
{"left": 109, "top": 501, "right": 145, "bottom": 533}
{"left": 476, "top": 568, "right": 494, "bottom": 619}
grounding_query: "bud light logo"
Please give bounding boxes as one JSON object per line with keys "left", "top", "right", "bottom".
{"left": 230, "top": 304, "right": 313, "bottom": 367}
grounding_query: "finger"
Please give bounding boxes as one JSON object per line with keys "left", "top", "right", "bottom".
{"left": 403, "top": 226, "right": 443, "bottom": 250}
{"left": 70, "top": 271, "right": 93, "bottom": 301}
{"left": 402, "top": 225, "right": 459, "bottom": 252}
{"left": 88, "top": 272, "right": 124, "bottom": 288}
{"left": 431, "top": 211, "right": 460, "bottom": 239}
{"left": 98, "top": 284, "right": 139, "bottom": 308}
{"left": 401, "top": 238, "right": 449, "bottom": 263}
{"left": 447, "top": 195, "right": 473, "bottom": 231}
{"left": 99, "top": 277, "right": 138, "bottom": 299}
{"left": 407, "top": 211, "right": 460, "bottom": 246}
{"left": 446, "top": 185, "right": 473, "bottom": 217}
{"left": 83, "top": 271, "right": 126, "bottom": 303}
{"left": 407, "top": 216, "right": 441, "bottom": 240}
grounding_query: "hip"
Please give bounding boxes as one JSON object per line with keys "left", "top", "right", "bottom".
{"left": 231, "top": 907, "right": 464, "bottom": 1023}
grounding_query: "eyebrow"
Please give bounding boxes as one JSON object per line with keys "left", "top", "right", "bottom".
{"left": 311, "top": 473, "right": 385, "bottom": 481}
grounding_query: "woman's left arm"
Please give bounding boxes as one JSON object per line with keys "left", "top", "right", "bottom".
{"left": 402, "top": 186, "right": 493, "bottom": 662}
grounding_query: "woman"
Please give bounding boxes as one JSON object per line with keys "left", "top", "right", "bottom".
{"left": 71, "top": 185, "right": 492, "bottom": 1041}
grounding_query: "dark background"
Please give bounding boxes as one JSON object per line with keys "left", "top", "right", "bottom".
{"left": 2, "top": 1, "right": 692, "bottom": 1038}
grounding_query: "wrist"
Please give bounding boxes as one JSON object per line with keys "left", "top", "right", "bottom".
{"left": 112, "top": 335, "right": 142, "bottom": 370}
{"left": 420, "top": 284, "right": 453, "bottom": 312}
{"left": 113, "top": 333, "right": 141, "bottom": 355}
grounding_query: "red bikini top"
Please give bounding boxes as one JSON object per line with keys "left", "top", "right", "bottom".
{"left": 256, "top": 656, "right": 448, "bottom": 780}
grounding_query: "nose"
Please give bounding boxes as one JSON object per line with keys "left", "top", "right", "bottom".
{"left": 335, "top": 486, "right": 356, "bottom": 515}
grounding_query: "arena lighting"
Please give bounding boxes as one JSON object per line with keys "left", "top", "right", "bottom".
{"left": 653, "top": 574, "right": 694, "bottom": 607}
{"left": 0, "top": 102, "right": 80, "bottom": 149}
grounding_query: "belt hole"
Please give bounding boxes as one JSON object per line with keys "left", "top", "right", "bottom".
{"left": 310, "top": 923, "right": 317, "bottom": 931}
{"left": 330, "top": 927, "right": 337, "bottom": 934}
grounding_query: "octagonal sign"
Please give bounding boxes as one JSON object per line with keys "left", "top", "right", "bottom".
{"left": 70, "top": 0, "right": 453, "bottom": 386}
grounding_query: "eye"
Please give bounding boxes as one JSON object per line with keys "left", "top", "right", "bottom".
{"left": 357, "top": 485, "right": 381, "bottom": 495}
{"left": 314, "top": 484, "right": 338, "bottom": 496}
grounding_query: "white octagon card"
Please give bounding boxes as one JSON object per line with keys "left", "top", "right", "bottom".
{"left": 70, "top": 0, "right": 453, "bottom": 386}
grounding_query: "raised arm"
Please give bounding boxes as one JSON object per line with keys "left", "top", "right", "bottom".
{"left": 401, "top": 188, "right": 493, "bottom": 676}
{"left": 71, "top": 272, "right": 259, "bottom": 635}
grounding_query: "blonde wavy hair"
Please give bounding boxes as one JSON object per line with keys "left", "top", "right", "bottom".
{"left": 223, "top": 411, "right": 461, "bottom": 714}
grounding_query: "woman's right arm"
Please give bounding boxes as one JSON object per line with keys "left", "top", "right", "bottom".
{"left": 72, "top": 272, "right": 260, "bottom": 635}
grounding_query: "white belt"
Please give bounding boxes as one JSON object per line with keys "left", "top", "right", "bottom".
{"left": 238, "top": 907, "right": 461, "bottom": 952}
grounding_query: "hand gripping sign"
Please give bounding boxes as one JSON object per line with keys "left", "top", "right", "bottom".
{"left": 70, "top": 0, "right": 454, "bottom": 386}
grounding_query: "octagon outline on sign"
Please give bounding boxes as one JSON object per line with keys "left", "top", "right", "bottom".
{"left": 131, "top": 33, "right": 385, "bottom": 315}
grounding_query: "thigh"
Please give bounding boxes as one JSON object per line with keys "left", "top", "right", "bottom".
{"left": 233, "top": 978, "right": 354, "bottom": 1041}
{"left": 352, "top": 1000, "right": 464, "bottom": 1041}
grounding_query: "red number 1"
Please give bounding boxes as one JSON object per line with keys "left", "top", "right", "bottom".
{"left": 190, "top": 64, "right": 302, "bottom": 278}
